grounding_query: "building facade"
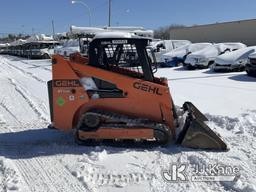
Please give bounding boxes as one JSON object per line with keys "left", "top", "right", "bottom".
{"left": 170, "top": 19, "right": 256, "bottom": 46}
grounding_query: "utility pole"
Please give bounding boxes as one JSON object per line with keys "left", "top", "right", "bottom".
{"left": 108, "top": 0, "right": 111, "bottom": 27}
{"left": 21, "top": 25, "right": 25, "bottom": 36}
{"left": 52, "top": 20, "right": 55, "bottom": 36}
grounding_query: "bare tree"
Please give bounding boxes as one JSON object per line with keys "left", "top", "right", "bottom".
{"left": 154, "top": 24, "right": 185, "bottom": 39}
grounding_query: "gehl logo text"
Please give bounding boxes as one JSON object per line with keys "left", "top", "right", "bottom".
{"left": 54, "top": 80, "right": 81, "bottom": 87}
{"left": 133, "top": 82, "right": 162, "bottom": 95}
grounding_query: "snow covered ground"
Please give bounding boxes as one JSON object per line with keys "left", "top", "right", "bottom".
{"left": 0, "top": 55, "right": 255, "bottom": 192}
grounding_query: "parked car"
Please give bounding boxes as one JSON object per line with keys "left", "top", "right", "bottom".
{"left": 79, "top": 38, "right": 92, "bottom": 56}
{"left": 27, "top": 41, "right": 59, "bottom": 59}
{"left": 0, "top": 44, "right": 8, "bottom": 54}
{"left": 246, "top": 52, "right": 256, "bottom": 77}
{"left": 160, "top": 44, "right": 190, "bottom": 67}
{"left": 54, "top": 39, "right": 80, "bottom": 57}
{"left": 213, "top": 46, "right": 256, "bottom": 72}
{"left": 2, "top": 34, "right": 59, "bottom": 59}
{"left": 184, "top": 44, "right": 219, "bottom": 69}
{"left": 150, "top": 40, "right": 191, "bottom": 64}
{"left": 161, "top": 43, "right": 215, "bottom": 67}
{"left": 183, "top": 43, "right": 247, "bottom": 69}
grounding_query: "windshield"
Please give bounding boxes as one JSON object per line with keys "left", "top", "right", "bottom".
{"left": 63, "top": 40, "right": 79, "bottom": 47}
{"left": 102, "top": 43, "right": 140, "bottom": 69}
{"left": 101, "top": 43, "right": 157, "bottom": 73}
{"left": 188, "top": 43, "right": 212, "bottom": 53}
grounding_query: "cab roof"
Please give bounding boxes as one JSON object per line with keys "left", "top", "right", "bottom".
{"left": 93, "top": 31, "right": 150, "bottom": 40}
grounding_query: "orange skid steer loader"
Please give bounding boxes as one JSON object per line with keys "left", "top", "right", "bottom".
{"left": 47, "top": 32, "right": 227, "bottom": 150}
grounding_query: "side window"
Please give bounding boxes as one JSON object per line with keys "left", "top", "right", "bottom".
{"left": 156, "top": 43, "right": 165, "bottom": 50}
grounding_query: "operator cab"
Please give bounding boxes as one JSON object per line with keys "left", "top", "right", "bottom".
{"left": 88, "top": 32, "right": 158, "bottom": 83}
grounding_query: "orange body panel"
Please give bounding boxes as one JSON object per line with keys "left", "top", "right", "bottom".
{"left": 78, "top": 128, "right": 154, "bottom": 140}
{"left": 51, "top": 54, "right": 175, "bottom": 137}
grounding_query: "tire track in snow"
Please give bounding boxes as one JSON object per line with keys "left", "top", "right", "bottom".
{"left": 66, "top": 157, "right": 156, "bottom": 190}
{"left": 3, "top": 59, "right": 46, "bottom": 83}
{"left": 0, "top": 59, "right": 49, "bottom": 124}
{"left": 0, "top": 120, "right": 86, "bottom": 192}
{"left": 0, "top": 101, "right": 22, "bottom": 124}
{"left": 15, "top": 156, "right": 87, "bottom": 192}
{"left": 0, "top": 121, "right": 29, "bottom": 192}
{"left": 20, "top": 60, "right": 52, "bottom": 72}
{"left": 0, "top": 158, "right": 26, "bottom": 192}
{"left": 8, "top": 78, "right": 48, "bottom": 122}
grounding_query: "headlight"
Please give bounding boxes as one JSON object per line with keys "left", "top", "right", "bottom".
{"left": 236, "top": 59, "right": 248, "bottom": 65}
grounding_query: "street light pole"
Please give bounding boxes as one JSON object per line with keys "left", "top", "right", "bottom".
{"left": 71, "top": 0, "right": 92, "bottom": 26}
{"left": 51, "top": 20, "right": 55, "bottom": 36}
{"left": 108, "top": 0, "right": 111, "bottom": 27}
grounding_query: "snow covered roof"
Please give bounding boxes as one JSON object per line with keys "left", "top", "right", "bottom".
{"left": 0, "top": 43, "right": 9, "bottom": 47}
{"left": 26, "top": 34, "right": 54, "bottom": 43}
{"left": 9, "top": 39, "right": 27, "bottom": 46}
{"left": 8, "top": 35, "right": 58, "bottom": 47}
{"left": 69, "top": 25, "right": 154, "bottom": 38}
{"left": 215, "top": 43, "right": 247, "bottom": 52}
{"left": 93, "top": 31, "right": 149, "bottom": 39}
{"left": 70, "top": 26, "right": 105, "bottom": 35}
{"left": 104, "top": 26, "right": 144, "bottom": 31}
{"left": 27, "top": 40, "right": 59, "bottom": 44}
{"left": 187, "top": 43, "right": 213, "bottom": 52}
{"left": 187, "top": 44, "right": 219, "bottom": 58}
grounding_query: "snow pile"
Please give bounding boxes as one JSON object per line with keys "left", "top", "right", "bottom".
{"left": 206, "top": 111, "right": 256, "bottom": 192}
{"left": 206, "top": 110, "right": 256, "bottom": 136}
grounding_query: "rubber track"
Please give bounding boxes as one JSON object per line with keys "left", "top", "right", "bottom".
{"left": 75, "top": 110, "right": 172, "bottom": 147}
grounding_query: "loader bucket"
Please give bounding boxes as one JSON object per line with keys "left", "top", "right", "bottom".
{"left": 177, "top": 102, "right": 227, "bottom": 150}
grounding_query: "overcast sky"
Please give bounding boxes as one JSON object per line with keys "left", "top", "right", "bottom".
{"left": 0, "top": 0, "right": 255, "bottom": 35}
